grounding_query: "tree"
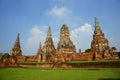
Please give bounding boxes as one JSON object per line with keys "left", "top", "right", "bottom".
{"left": 117, "top": 52, "right": 120, "bottom": 58}
{"left": 111, "top": 47, "right": 117, "bottom": 50}
{"left": 85, "top": 48, "right": 91, "bottom": 52}
{"left": 0, "top": 53, "right": 2, "bottom": 62}
{"left": 0, "top": 53, "right": 3, "bottom": 55}
{"left": 2, "top": 53, "right": 10, "bottom": 59}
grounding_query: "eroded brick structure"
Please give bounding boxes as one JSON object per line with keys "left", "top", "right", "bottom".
{"left": 10, "top": 33, "right": 25, "bottom": 62}
{"left": 7, "top": 18, "right": 119, "bottom": 64}
{"left": 57, "top": 24, "right": 76, "bottom": 54}
{"left": 10, "top": 33, "right": 22, "bottom": 56}
{"left": 36, "top": 27, "right": 55, "bottom": 62}
{"left": 36, "top": 42, "right": 46, "bottom": 62}
{"left": 91, "top": 17, "right": 119, "bottom": 60}
{"left": 42, "top": 27, "right": 55, "bottom": 60}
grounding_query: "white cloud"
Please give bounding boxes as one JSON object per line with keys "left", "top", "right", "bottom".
{"left": 71, "top": 23, "right": 93, "bottom": 37}
{"left": 48, "top": 6, "right": 70, "bottom": 17}
{"left": 23, "top": 25, "right": 59, "bottom": 55}
{"left": 23, "top": 26, "right": 46, "bottom": 55}
{"left": 70, "top": 23, "right": 93, "bottom": 52}
{"left": 30, "top": 26, "right": 42, "bottom": 35}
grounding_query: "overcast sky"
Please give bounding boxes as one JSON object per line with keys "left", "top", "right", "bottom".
{"left": 0, "top": 0, "right": 120, "bottom": 55}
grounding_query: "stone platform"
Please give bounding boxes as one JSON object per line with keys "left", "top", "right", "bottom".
{"left": 18, "top": 61, "right": 120, "bottom": 68}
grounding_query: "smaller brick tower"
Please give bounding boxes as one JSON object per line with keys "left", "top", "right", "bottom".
{"left": 91, "top": 17, "right": 111, "bottom": 60}
{"left": 10, "top": 33, "right": 22, "bottom": 56}
{"left": 43, "top": 27, "right": 55, "bottom": 60}
{"left": 36, "top": 42, "right": 46, "bottom": 62}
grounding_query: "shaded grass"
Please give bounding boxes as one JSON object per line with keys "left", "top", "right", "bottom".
{"left": 18, "top": 62, "right": 52, "bottom": 65}
{"left": 0, "top": 68, "right": 120, "bottom": 80}
{"left": 68, "top": 60, "right": 120, "bottom": 63}
{"left": 18, "top": 60, "right": 120, "bottom": 65}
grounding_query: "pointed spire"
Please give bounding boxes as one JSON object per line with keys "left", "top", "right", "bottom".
{"left": 43, "top": 26, "right": 55, "bottom": 46}
{"left": 63, "top": 24, "right": 67, "bottom": 27}
{"left": 47, "top": 26, "right": 51, "bottom": 37}
{"left": 14, "top": 33, "right": 20, "bottom": 48}
{"left": 60, "top": 24, "right": 69, "bottom": 37}
{"left": 37, "top": 42, "right": 43, "bottom": 55}
{"left": 61, "top": 24, "right": 69, "bottom": 31}
{"left": 45, "top": 26, "right": 54, "bottom": 43}
{"left": 95, "top": 17, "right": 99, "bottom": 27}
{"left": 91, "top": 17, "right": 111, "bottom": 60}
{"left": 94, "top": 17, "right": 102, "bottom": 35}
{"left": 10, "top": 33, "right": 22, "bottom": 56}
{"left": 43, "top": 26, "right": 55, "bottom": 58}
{"left": 39, "top": 42, "right": 42, "bottom": 49}
{"left": 16, "top": 33, "right": 20, "bottom": 43}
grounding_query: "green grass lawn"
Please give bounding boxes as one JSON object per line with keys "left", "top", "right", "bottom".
{"left": 0, "top": 68, "right": 120, "bottom": 80}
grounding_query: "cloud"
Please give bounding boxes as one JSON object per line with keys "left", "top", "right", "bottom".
{"left": 70, "top": 23, "right": 93, "bottom": 52}
{"left": 71, "top": 23, "right": 93, "bottom": 36}
{"left": 71, "top": 23, "right": 93, "bottom": 39}
{"left": 46, "top": 5, "right": 82, "bottom": 30}
{"left": 30, "top": 26, "right": 43, "bottom": 36}
{"left": 23, "top": 25, "right": 59, "bottom": 55}
{"left": 23, "top": 26, "right": 46, "bottom": 55}
{"left": 48, "top": 6, "right": 70, "bottom": 17}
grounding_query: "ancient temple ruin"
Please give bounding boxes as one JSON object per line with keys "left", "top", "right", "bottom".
{"left": 36, "top": 42, "right": 46, "bottom": 62}
{"left": 6, "top": 17, "right": 119, "bottom": 63}
{"left": 42, "top": 27, "right": 55, "bottom": 60}
{"left": 57, "top": 24, "right": 76, "bottom": 54}
{"left": 91, "top": 17, "right": 119, "bottom": 60}
{"left": 10, "top": 33, "right": 22, "bottom": 56}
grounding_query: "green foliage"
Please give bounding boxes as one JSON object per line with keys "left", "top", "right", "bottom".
{"left": 0, "top": 53, "right": 2, "bottom": 57}
{"left": 85, "top": 48, "right": 91, "bottom": 52}
{"left": 24, "top": 56, "right": 30, "bottom": 58}
{"left": 0, "top": 53, "right": 3, "bottom": 55}
{"left": 117, "top": 52, "right": 120, "bottom": 58}
{"left": 2, "top": 53, "right": 10, "bottom": 59}
{"left": 0, "top": 68, "right": 120, "bottom": 80}
{"left": 111, "top": 47, "right": 117, "bottom": 50}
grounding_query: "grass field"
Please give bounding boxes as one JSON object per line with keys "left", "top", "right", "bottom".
{"left": 0, "top": 68, "right": 120, "bottom": 80}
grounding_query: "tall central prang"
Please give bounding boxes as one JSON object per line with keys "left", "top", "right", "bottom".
{"left": 57, "top": 24, "right": 76, "bottom": 54}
